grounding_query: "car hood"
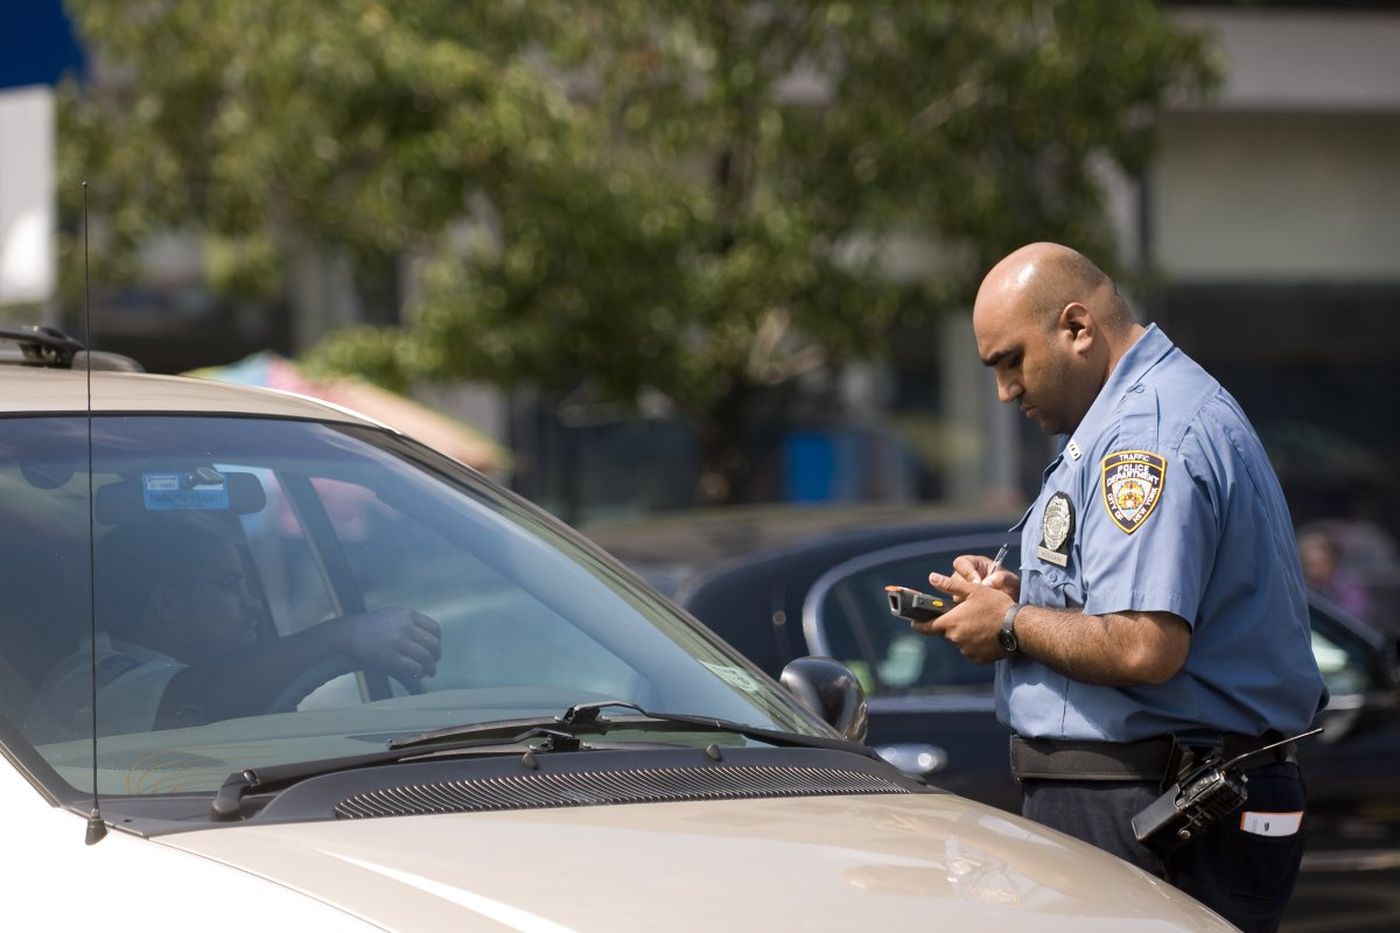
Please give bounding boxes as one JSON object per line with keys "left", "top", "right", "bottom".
{"left": 160, "top": 793, "right": 1229, "bottom": 931}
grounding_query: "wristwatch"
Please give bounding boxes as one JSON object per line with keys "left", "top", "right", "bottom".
{"left": 998, "top": 603, "right": 1022, "bottom": 654}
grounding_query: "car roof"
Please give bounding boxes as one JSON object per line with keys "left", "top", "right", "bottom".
{"left": 0, "top": 367, "right": 385, "bottom": 427}
{"left": 585, "top": 503, "right": 1012, "bottom": 569}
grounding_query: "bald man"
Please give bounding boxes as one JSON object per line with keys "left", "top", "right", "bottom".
{"left": 917, "top": 243, "right": 1324, "bottom": 932}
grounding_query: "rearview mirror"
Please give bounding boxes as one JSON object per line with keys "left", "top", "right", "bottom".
{"left": 95, "top": 469, "right": 267, "bottom": 522}
{"left": 780, "top": 656, "right": 868, "bottom": 743}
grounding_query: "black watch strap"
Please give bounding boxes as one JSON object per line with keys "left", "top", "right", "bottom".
{"left": 999, "top": 603, "right": 1022, "bottom": 654}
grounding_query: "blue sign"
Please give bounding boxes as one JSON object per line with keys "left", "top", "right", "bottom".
{"left": 0, "top": 1, "right": 86, "bottom": 90}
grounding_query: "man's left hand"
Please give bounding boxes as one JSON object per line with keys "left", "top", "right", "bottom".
{"left": 921, "top": 571, "right": 1017, "bottom": 664}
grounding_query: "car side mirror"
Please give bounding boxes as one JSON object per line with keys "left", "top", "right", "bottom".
{"left": 780, "top": 656, "right": 868, "bottom": 743}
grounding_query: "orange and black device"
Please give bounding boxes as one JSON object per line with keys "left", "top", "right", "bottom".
{"left": 885, "top": 585, "right": 948, "bottom": 623}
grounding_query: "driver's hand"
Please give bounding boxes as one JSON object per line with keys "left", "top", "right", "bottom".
{"left": 950, "top": 554, "right": 1020, "bottom": 602}
{"left": 341, "top": 608, "right": 442, "bottom": 682}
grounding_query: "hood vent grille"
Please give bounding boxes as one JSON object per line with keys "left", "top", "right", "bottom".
{"left": 334, "top": 764, "right": 908, "bottom": 820}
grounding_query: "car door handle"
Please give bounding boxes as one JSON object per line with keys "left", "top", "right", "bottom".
{"left": 874, "top": 742, "right": 948, "bottom": 777}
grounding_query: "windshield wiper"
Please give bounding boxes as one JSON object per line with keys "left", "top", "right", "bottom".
{"left": 210, "top": 700, "right": 873, "bottom": 822}
{"left": 389, "top": 699, "right": 872, "bottom": 757}
{"left": 210, "top": 722, "right": 593, "bottom": 821}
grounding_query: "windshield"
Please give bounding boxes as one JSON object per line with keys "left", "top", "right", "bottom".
{"left": 0, "top": 415, "right": 822, "bottom": 798}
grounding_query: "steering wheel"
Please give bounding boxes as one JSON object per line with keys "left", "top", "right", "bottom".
{"left": 262, "top": 653, "right": 426, "bottom": 714}
{"left": 262, "top": 653, "right": 355, "bottom": 714}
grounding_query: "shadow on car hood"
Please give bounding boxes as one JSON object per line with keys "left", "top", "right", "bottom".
{"left": 160, "top": 794, "right": 1229, "bottom": 931}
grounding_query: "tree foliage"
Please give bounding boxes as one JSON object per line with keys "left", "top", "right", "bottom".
{"left": 60, "top": 0, "right": 1216, "bottom": 501}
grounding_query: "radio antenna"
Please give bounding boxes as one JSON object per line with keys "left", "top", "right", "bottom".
{"left": 82, "top": 181, "right": 108, "bottom": 845}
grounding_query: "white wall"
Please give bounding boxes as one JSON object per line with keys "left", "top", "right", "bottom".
{"left": 1151, "top": 110, "right": 1400, "bottom": 281}
{"left": 1174, "top": 8, "right": 1400, "bottom": 113}
{"left": 0, "top": 86, "right": 55, "bottom": 307}
{"left": 1147, "top": 8, "right": 1400, "bottom": 282}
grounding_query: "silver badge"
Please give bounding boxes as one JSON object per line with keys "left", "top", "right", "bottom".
{"left": 1037, "top": 492, "right": 1074, "bottom": 567}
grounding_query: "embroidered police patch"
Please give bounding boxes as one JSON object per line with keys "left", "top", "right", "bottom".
{"left": 1101, "top": 450, "right": 1166, "bottom": 534}
{"left": 96, "top": 655, "right": 142, "bottom": 688}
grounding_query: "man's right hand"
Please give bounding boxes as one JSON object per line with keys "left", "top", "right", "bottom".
{"left": 338, "top": 608, "right": 443, "bottom": 683}
{"left": 951, "top": 554, "right": 1021, "bottom": 602}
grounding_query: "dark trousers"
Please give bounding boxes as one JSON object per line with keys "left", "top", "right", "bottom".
{"left": 1022, "top": 761, "right": 1307, "bottom": 933}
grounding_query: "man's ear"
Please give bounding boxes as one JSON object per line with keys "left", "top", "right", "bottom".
{"left": 1059, "top": 301, "right": 1096, "bottom": 353}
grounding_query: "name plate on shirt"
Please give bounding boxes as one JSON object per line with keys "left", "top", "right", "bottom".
{"left": 1036, "top": 545, "right": 1068, "bottom": 567}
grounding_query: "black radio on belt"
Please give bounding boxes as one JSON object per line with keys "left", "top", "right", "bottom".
{"left": 1131, "top": 727, "right": 1321, "bottom": 857}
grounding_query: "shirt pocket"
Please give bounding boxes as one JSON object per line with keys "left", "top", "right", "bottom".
{"left": 1022, "top": 565, "right": 1085, "bottom": 611}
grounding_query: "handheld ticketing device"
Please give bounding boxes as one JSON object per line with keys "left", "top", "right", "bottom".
{"left": 885, "top": 586, "right": 948, "bottom": 623}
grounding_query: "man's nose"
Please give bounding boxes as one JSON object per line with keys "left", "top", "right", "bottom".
{"left": 995, "top": 376, "right": 1022, "bottom": 403}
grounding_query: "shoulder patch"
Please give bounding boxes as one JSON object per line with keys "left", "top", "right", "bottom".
{"left": 1101, "top": 450, "right": 1166, "bottom": 534}
{"left": 96, "top": 654, "right": 144, "bottom": 687}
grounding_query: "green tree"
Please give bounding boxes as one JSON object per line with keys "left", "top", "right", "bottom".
{"left": 60, "top": 0, "right": 1215, "bottom": 502}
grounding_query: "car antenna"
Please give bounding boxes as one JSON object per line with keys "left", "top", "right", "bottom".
{"left": 81, "top": 181, "right": 108, "bottom": 845}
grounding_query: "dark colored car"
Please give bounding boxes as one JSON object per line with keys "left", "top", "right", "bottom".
{"left": 588, "top": 505, "right": 1400, "bottom": 932}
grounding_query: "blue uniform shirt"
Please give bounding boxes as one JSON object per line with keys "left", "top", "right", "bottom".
{"left": 999, "top": 324, "right": 1327, "bottom": 742}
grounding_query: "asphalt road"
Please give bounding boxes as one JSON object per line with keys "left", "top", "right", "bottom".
{"left": 1282, "top": 868, "right": 1400, "bottom": 932}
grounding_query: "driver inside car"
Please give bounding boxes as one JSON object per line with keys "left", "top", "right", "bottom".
{"left": 28, "top": 515, "right": 441, "bottom": 740}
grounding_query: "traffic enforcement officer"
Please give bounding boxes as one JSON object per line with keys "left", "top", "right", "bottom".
{"left": 916, "top": 242, "right": 1326, "bottom": 933}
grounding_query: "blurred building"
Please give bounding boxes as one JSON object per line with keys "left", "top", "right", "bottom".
{"left": 1148, "top": 1, "right": 1400, "bottom": 534}
{"left": 0, "top": 2, "right": 79, "bottom": 314}
{"left": 772, "top": 1, "right": 1400, "bottom": 545}
{"left": 0, "top": 2, "right": 289, "bottom": 370}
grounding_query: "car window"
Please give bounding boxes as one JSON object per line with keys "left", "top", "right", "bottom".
{"left": 0, "top": 418, "right": 93, "bottom": 777}
{"left": 0, "top": 415, "right": 823, "bottom": 801}
{"left": 1308, "top": 600, "right": 1386, "bottom": 699}
{"left": 309, "top": 475, "right": 646, "bottom": 701}
{"left": 237, "top": 468, "right": 341, "bottom": 638}
{"left": 811, "top": 543, "right": 1006, "bottom": 697}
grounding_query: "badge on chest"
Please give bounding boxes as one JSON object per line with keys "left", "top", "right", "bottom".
{"left": 1036, "top": 491, "right": 1074, "bottom": 567}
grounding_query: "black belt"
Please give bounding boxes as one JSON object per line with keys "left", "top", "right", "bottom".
{"left": 1010, "top": 732, "right": 1297, "bottom": 783}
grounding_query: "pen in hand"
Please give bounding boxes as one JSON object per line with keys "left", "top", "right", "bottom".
{"left": 978, "top": 544, "right": 1009, "bottom": 585}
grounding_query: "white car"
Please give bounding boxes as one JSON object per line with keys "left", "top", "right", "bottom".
{"left": 0, "top": 328, "right": 1230, "bottom": 931}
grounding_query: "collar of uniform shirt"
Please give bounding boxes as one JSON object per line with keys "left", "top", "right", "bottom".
{"left": 1061, "top": 323, "right": 1176, "bottom": 457}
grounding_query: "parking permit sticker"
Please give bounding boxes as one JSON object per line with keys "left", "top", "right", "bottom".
{"left": 1240, "top": 811, "right": 1302, "bottom": 837}
{"left": 701, "top": 662, "right": 762, "bottom": 694}
{"left": 142, "top": 472, "right": 230, "bottom": 511}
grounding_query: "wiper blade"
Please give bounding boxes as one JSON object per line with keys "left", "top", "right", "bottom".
{"left": 386, "top": 715, "right": 603, "bottom": 750}
{"left": 210, "top": 722, "right": 589, "bottom": 821}
{"left": 389, "top": 699, "right": 875, "bottom": 758}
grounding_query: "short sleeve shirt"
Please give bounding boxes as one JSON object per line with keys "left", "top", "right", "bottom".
{"left": 998, "top": 325, "right": 1327, "bottom": 742}
{"left": 25, "top": 633, "right": 185, "bottom": 742}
